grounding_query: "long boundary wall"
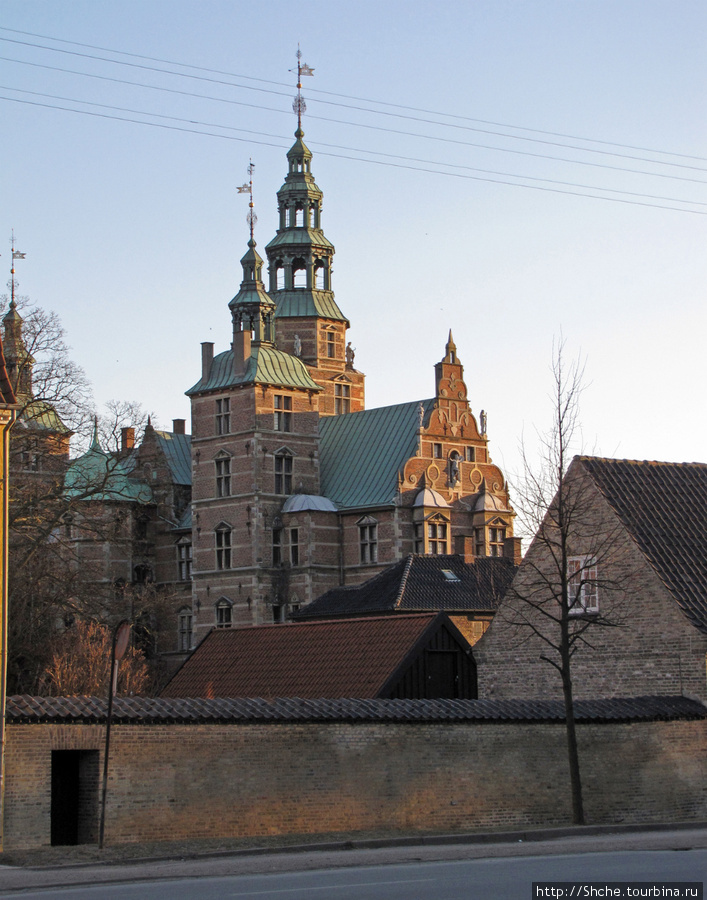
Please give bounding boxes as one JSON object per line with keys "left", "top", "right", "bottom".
{"left": 5, "top": 715, "right": 706, "bottom": 850}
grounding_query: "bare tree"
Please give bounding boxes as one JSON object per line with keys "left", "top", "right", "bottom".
{"left": 0, "top": 296, "right": 159, "bottom": 692}
{"left": 504, "top": 341, "right": 629, "bottom": 825}
{"left": 39, "top": 619, "right": 150, "bottom": 696}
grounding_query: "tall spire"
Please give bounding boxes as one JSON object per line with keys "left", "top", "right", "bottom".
{"left": 230, "top": 161, "right": 276, "bottom": 360}
{"left": 3, "top": 233, "right": 32, "bottom": 399}
{"left": 265, "top": 50, "right": 347, "bottom": 330}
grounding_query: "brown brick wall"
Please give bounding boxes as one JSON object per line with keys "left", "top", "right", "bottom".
{"left": 476, "top": 476, "right": 707, "bottom": 702}
{"left": 6, "top": 717, "right": 706, "bottom": 850}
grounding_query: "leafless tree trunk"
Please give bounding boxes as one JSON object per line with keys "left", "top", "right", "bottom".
{"left": 507, "top": 341, "right": 629, "bottom": 825}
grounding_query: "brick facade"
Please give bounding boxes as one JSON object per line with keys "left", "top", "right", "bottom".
{"left": 475, "top": 462, "right": 707, "bottom": 702}
{"left": 5, "top": 715, "right": 706, "bottom": 850}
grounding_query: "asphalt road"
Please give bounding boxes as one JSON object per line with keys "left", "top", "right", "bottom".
{"left": 0, "top": 827, "right": 705, "bottom": 899}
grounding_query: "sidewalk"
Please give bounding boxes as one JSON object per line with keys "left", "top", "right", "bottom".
{"left": 1, "top": 822, "right": 706, "bottom": 893}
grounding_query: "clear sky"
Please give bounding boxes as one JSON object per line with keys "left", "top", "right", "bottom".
{"left": 2, "top": 1, "right": 706, "bottom": 485}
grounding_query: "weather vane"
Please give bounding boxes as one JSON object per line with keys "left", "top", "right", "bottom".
{"left": 236, "top": 160, "right": 257, "bottom": 240}
{"left": 8, "top": 230, "right": 26, "bottom": 307}
{"left": 290, "top": 45, "right": 314, "bottom": 132}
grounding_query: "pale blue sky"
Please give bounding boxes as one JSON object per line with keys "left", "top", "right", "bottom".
{"left": 2, "top": 1, "right": 706, "bottom": 482}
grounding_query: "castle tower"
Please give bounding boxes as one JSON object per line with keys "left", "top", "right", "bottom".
{"left": 264, "top": 58, "right": 365, "bottom": 415}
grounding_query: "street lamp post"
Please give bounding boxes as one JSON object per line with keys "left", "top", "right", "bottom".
{"left": 98, "top": 620, "right": 130, "bottom": 850}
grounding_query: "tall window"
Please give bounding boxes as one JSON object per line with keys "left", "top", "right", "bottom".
{"left": 178, "top": 607, "right": 193, "bottom": 651}
{"left": 414, "top": 523, "right": 424, "bottom": 554}
{"left": 290, "top": 527, "right": 299, "bottom": 566}
{"left": 215, "top": 454, "right": 231, "bottom": 497}
{"left": 272, "top": 527, "right": 282, "bottom": 566}
{"left": 274, "top": 453, "right": 293, "bottom": 495}
{"left": 465, "top": 446, "right": 476, "bottom": 462}
{"left": 215, "top": 398, "right": 230, "bottom": 435}
{"left": 177, "top": 539, "right": 192, "bottom": 581}
{"left": 216, "top": 599, "right": 233, "bottom": 628}
{"left": 359, "top": 519, "right": 378, "bottom": 564}
{"left": 489, "top": 527, "right": 505, "bottom": 557}
{"left": 215, "top": 526, "right": 232, "bottom": 569}
{"left": 335, "top": 383, "right": 351, "bottom": 415}
{"left": 568, "top": 556, "right": 599, "bottom": 614}
{"left": 433, "top": 443, "right": 443, "bottom": 459}
{"left": 428, "top": 519, "right": 448, "bottom": 555}
{"left": 274, "top": 395, "right": 292, "bottom": 432}
{"left": 326, "top": 330, "right": 336, "bottom": 359}
{"left": 475, "top": 527, "right": 485, "bottom": 557}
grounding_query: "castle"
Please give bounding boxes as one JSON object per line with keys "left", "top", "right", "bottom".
{"left": 185, "top": 124, "right": 518, "bottom": 646}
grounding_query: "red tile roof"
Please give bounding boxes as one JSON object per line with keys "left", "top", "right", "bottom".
{"left": 162, "top": 613, "right": 443, "bottom": 699}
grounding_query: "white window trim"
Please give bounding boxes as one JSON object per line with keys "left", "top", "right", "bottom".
{"left": 567, "top": 555, "right": 599, "bottom": 615}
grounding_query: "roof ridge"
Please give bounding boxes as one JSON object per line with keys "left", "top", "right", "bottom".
{"left": 579, "top": 455, "right": 707, "bottom": 469}
{"left": 394, "top": 555, "right": 415, "bottom": 609}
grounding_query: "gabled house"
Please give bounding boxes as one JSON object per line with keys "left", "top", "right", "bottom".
{"left": 293, "top": 553, "right": 517, "bottom": 645}
{"left": 161, "top": 611, "right": 477, "bottom": 699}
{"left": 476, "top": 456, "right": 707, "bottom": 701}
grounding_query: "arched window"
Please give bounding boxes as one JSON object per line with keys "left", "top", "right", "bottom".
{"left": 215, "top": 524, "right": 232, "bottom": 569}
{"left": 215, "top": 598, "right": 233, "bottom": 628}
{"left": 293, "top": 258, "right": 307, "bottom": 288}
{"left": 295, "top": 204, "right": 304, "bottom": 227}
{"left": 275, "top": 261, "right": 285, "bottom": 290}
{"left": 314, "top": 261, "right": 326, "bottom": 289}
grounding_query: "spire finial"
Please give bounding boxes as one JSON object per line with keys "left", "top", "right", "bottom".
{"left": 90, "top": 415, "right": 101, "bottom": 451}
{"left": 8, "top": 230, "right": 26, "bottom": 308}
{"left": 291, "top": 45, "right": 314, "bottom": 136}
{"left": 237, "top": 159, "right": 257, "bottom": 245}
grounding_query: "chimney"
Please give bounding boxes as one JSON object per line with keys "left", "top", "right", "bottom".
{"left": 201, "top": 342, "right": 214, "bottom": 381}
{"left": 454, "top": 534, "right": 475, "bottom": 563}
{"left": 172, "top": 418, "right": 186, "bottom": 435}
{"left": 503, "top": 535, "right": 522, "bottom": 565}
{"left": 121, "top": 427, "right": 135, "bottom": 452}
{"left": 233, "top": 328, "right": 251, "bottom": 375}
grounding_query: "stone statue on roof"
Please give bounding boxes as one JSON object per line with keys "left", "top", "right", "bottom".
{"left": 346, "top": 341, "right": 355, "bottom": 367}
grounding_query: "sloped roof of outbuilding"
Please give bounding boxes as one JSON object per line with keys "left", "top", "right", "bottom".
{"left": 319, "top": 398, "right": 436, "bottom": 510}
{"left": 578, "top": 457, "right": 707, "bottom": 634}
{"left": 186, "top": 345, "right": 321, "bottom": 395}
{"left": 161, "top": 613, "right": 454, "bottom": 700}
{"left": 294, "top": 554, "right": 516, "bottom": 620}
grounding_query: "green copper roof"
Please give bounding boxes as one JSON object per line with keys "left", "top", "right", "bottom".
{"left": 319, "top": 398, "right": 436, "bottom": 510}
{"left": 64, "top": 442, "right": 152, "bottom": 503}
{"left": 274, "top": 290, "right": 348, "bottom": 322}
{"left": 186, "top": 345, "right": 321, "bottom": 395}
{"left": 18, "top": 399, "right": 71, "bottom": 435}
{"left": 154, "top": 431, "right": 192, "bottom": 486}
{"left": 266, "top": 229, "right": 333, "bottom": 251}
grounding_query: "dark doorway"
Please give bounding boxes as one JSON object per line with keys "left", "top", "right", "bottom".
{"left": 425, "top": 650, "right": 458, "bottom": 699}
{"left": 51, "top": 750, "right": 99, "bottom": 845}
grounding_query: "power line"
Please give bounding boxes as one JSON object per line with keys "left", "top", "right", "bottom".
{"left": 1, "top": 34, "right": 706, "bottom": 174}
{"left": 2, "top": 93, "right": 704, "bottom": 216}
{"left": 4, "top": 84, "right": 705, "bottom": 209}
{"left": 1, "top": 24, "right": 705, "bottom": 165}
{"left": 3, "top": 55, "right": 707, "bottom": 188}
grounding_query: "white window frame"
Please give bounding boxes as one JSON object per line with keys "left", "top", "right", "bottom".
{"left": 567, "top": 556, "right": 599, "bottom": 614}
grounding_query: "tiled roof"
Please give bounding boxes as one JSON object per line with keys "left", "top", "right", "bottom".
{"left": 161, "top": 614, "right": 443, "bottom": 699}
{"left": 319, "top": 398, "right": 436, "bottom": 509}
{"left": 294, "top": 555, "right": 515, "bottom": 619}
{"left": 186, "top": 345, "right": 321, "bottom": 395}
{"left": 154, "top": 431, "right": 191, "bottom": 486}
{"left": 579, "top": 457, "right": 707, "bottom": 633}
{"left": 7, "top": 694, "right": 704, "bottom": 725}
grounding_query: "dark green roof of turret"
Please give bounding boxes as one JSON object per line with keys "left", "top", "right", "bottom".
{"left": 274, "top": 290, "right": 348, "bottom": 322}
{"left": 186, "top": 344, "right": 321, "bottom": 395}
{"left": 64, "top": 435, "right": 152, "bottom": 503}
